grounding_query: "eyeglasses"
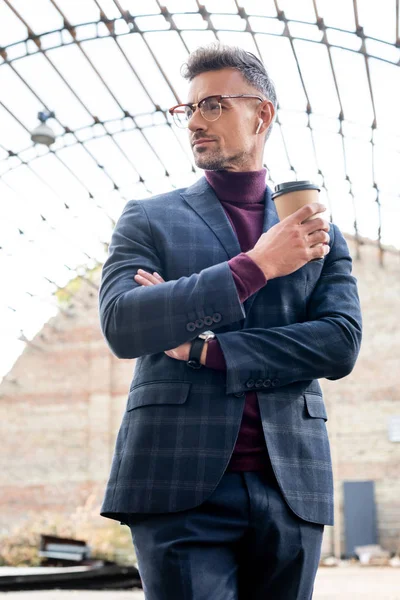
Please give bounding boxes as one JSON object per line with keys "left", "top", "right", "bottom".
{"left": 168, "top": 94, "right": 264, "bottom": 128}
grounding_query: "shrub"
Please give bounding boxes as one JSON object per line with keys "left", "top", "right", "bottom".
{"left": 0, "top": 494, "right": 135, "bottom": 567}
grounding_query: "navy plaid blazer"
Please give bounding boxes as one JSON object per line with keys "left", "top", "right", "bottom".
{"left": 99, "top": 177, "right": 362, "bottom": 526}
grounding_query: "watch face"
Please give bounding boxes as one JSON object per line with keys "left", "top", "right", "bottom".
{"left": 199, "top": 330, "right": 215, "bottom": 340}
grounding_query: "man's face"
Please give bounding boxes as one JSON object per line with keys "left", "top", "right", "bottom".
{"left": 187, "top": 68, "right": 270, "bottom": 172}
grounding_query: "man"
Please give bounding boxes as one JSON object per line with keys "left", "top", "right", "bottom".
{"left": 99, "top": 44, "right": 362, "bottom": 599}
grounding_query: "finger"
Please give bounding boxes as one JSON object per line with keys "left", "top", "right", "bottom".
{"left": 303, "top": 217, "right": 330, "bottom": 235}
{"left": 136, "top": 269, "right": 160, "bottom": 285}
{"left": 308, "top": 230, "right": 330, "bottom": 246}
{"left": 153, "top": 272, "right": 165, "bottom": 283}
{"left": 310, "top": 243, "right": 330, "bottom": 261}
{"left": 134, "top": 274, "right": 154, "bottom": 286}
{"left": 290, "top": 202, "right": 326, "bottom": 224}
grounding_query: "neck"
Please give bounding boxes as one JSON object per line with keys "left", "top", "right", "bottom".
{"left": 205, "top": 168, "right": 267, "bottom": 204}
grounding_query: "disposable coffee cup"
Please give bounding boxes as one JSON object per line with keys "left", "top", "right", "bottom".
{"left": 272, "top": 181, "right": 321, "bottom": 220}
{"left": 272, "top": 180, "right": 324, "bottom": 259}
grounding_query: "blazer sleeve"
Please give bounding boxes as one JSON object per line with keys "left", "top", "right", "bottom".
{"left": 213, "top": 224, "right": 362, "bottom": 395}
{"left": 99, "top": 199, "right": 246, "bottom": 359}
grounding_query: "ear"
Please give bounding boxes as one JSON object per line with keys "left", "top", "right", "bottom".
{"left": 257, "top": 100, "right": 275, "bottom": 134}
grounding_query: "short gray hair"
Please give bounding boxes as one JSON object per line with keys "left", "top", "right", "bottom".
{"left": 182, "top": 43, "right": 277, "bottom": 140}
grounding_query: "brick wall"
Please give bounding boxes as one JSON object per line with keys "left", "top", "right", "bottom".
{"left": 1, "top": 240, "right": 399, "bottom": 557}
{"left": 0, "top": 275, "right": 133, "bottom": 531}
{"left": 321, "top": 239, "right": 400, "bottom": 556}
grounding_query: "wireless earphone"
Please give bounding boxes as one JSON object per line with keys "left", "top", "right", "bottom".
{"left": 255, "top": 118, "right": 263, "bottom": 134}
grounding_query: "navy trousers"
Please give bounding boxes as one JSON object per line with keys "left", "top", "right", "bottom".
{"left": 127, "top": 470, "right": 324, "bottom": 600}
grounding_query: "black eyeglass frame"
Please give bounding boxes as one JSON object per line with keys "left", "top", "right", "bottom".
{"left": 168, "top": 94, "right": 265, "bottom": 127}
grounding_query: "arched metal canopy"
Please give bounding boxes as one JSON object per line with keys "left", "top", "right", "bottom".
{"left": 0, "top": 0, "right": 399, "bottom": 379}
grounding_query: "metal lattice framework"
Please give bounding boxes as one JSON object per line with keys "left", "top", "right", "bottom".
{"left": 0, "top": 0, "right": 399, "bottom": 379}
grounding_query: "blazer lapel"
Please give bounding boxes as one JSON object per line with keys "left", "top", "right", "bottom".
{"left": 181, "top": 177, "right": 279, "bottom": 319}
{"left": 262, "top": 184, "right": 280, "bottom": 233}
{"left": 180, "top": 177, "right": 241, "bottom": 260}
{"left": 242, "top": 185, "right": 279, "bottom": 316}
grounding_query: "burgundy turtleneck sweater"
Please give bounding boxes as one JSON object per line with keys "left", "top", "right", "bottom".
{"left": 203, "top": 169, "right": 273, "bottom": 474}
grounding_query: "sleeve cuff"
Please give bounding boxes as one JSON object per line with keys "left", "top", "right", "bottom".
{"left": 205, "top": 339, "right": 227, "bottom": 371}
{"left": 228, "top": 253, "right": 267, "bottom": 303}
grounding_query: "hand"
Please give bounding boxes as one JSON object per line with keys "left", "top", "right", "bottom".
{"left": 246, "top": 202, "right": 330, "bottom": 280}
{"left": 164, "top": 342, "right": 192, "bottom": 362}
{"left": 134, "top": 269, "right": 165, "bottom": 286}
{"left": 133, "top": 269, "right": 195, "bottom": 363}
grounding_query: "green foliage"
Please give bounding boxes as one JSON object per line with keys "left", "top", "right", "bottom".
{"left": 54, "top": 264, "right": 102, "bottom": 307}
{"left": 0, "top": 494, "right": 135, "bottom": 567}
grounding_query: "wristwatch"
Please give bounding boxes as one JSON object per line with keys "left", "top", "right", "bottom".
{"left": 187, "top": 330, "right": 216, "bottom": 369}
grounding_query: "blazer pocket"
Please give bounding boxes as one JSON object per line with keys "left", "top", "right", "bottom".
{"left": 304, "top": 393, "right": 328, "bottom": 421}
{"left": 127, "top": 381, "right": 192, "bottom": 411}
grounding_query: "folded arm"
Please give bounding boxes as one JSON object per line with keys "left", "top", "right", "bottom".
{"left": 99, "top": 200, "right": 246, "bottom": 359}
{"left": 205, "top": 224, "right": 362, "bottom": 394}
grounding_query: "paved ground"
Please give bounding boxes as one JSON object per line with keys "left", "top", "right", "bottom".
{"left": 1, "top": 567, "right": 400, "bottom": 599}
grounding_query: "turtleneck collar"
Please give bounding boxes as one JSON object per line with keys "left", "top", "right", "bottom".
{"left": 204, "top": 168, "right": 267, "bottom": 204}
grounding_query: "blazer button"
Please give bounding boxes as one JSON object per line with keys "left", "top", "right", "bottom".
{"left": 212, "top": 312, "right": 222, "bottom": 323}
{"left": 255, "top": 379, "right": 264, "bottom": 388}
{"left": 186, "top": 322, "right": 196, "bottom": 332}
{"left": 263, "top": 379, "right": 271, "bottom": 388}
{"left": 234, "top": 392, "right": 245, "bottom": 397}
{"left": 195, "top": 318, "right": 204, "bottom": 328}
{"left": 204, "top": 316, "right": 213, "bottom": 326}
{"left": 246, "top": 379, "right": 255, "bottom": 388}
{"left": 271, "top": 378, "right": 280, "bottom": 387}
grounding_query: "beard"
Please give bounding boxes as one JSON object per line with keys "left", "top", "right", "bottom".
{"left": 193, "top": 145, "right": 248, "bottom": 171}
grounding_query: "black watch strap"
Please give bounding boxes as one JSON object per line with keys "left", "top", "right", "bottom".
{"left": 187, "top": 337, "right": 206, "bottom": 369}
